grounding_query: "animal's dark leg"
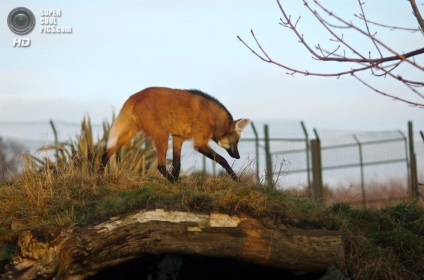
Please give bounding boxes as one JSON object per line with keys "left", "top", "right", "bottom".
{"left": 157, "top": 165, "right": 175, "bottom": 182}
{"left": 153, "top": 134, "right": 175, "bottom": 182}
{"left": 171, "top": 136, "right": 184, "bottom": 180}
{"left": 99, "top": 152, "right": 109, "bottom": 174}
{"left": 196, "top": 144, "right": 238, "bottom": 181}
{"left": 99, "top": 147, "right": 119, "bottom": 174}
{"left": 99, "top": 128, "right": 134, "bottom": 174}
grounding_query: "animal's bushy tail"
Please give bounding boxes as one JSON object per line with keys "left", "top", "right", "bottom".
{"left": 100, "top": 104, "right": 138, "bottom": 170}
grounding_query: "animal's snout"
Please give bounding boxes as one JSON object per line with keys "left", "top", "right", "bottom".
{"left": 226, "top": 144, "right": 240, "bottom": 159}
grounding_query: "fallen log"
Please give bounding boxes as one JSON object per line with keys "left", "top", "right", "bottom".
{"left": 2, "top": 209, "right": 344, "bottom": 279}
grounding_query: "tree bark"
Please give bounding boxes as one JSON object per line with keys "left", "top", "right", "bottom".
{"left": 2, "top": 209, "right": 344, "bottom": 279}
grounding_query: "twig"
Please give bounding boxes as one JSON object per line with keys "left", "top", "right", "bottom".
{"left": 357, "top": 0, "right": 383, "bottom": 58}
{"left": 237, "top": 31, "right": 374, "bottom": 77}
{"left": 352, "top": 74, "right": 424, "bottom": 107}
{"left": 409, "top": 0, "right": 424, "bottom": 32}
{"left": 354, "top": 14, "right": 420, "bottom": 32}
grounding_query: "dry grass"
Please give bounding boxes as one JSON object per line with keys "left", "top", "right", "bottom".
{"left": 284, "top": 177, "right": 415, "bottom": 208}
{"left": 1, "top": 116, "right": 424, "bottom": 279}
{"left": 325, "top": 178, "right": 411, "bottom": 208}
{"left": 1, "top": 158, "right": 424, "bottom": 279}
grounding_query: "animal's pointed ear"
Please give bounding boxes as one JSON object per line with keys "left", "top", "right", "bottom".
{"left": 234, "top": 118, "right": 250, "bottom": 133}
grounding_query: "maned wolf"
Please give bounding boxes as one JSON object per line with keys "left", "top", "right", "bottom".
{"left": 101, "top": 87, "right": 250, "bottom": 181}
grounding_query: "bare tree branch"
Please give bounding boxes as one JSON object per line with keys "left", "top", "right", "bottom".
{"left": 354, "top": 15, "right": 421, "bottom": 32}
{"left": 310, "top": 0, "right": 424, "bottom": 71}
{"left": 409, "top": 0, "right": 424, "bottom": 32}
{"left": 356, "top": 0, "right": 383, "bottom": 58}
{"left": 237, "top": 30, "right": 374, "bottom": 77}
{"left": 237, "top": 0, "right": 424, "bottom": 107}
{"left": 352, "top": 74, "right": 424, "bottom": 107}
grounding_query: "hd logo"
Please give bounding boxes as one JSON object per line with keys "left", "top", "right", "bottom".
{"left": 12, "top": 38, "right": 31, "bottom": 47}
{"left": 7, "top": 7, "right": 35, "bottom": 47}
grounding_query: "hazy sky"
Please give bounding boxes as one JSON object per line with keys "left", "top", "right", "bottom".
{"left": 1, "top": 0, "right": 423, "bottom": 135}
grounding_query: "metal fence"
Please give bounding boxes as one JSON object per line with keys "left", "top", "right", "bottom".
{"left": 1, "top": 119, "right": 423, "bottom": 205}
{"left": 234, "top": 120, "right": 423, "bottom": 206}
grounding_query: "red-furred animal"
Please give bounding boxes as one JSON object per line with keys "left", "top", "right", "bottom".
{"left": 101, "top": 87, "right": 250, "bottom": 181}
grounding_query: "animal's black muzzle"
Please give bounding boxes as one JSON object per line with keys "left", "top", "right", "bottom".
{"left": 226, "top": 144, "right": 240, "bottom": 159}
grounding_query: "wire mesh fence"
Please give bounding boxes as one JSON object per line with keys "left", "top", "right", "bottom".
{"left": 0, "top": 119, "right": 423, "bottom": 205}
{"left": 200, "top": 120, "right": 422, "bottom": 206}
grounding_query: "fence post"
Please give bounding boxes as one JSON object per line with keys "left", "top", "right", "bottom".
{"left": 250, "top": 122, "right": 260, "bottom": 184}
{"left": 300, "top": 121, "right": 311, "bottom": 192}
{"left": 264, "top": 124, "right": 273, "bottom": 187}
{"left": 408, "top": 121, "right": 419, "bottom": 199}
{"left": 398, "top": 130, "right": 410, "bottom": 196}
{"left": 353, "top": 135, "right": 366, "bottom": 208}
{"left": 311, "top": 139, "right": 323, "bottom": 203}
